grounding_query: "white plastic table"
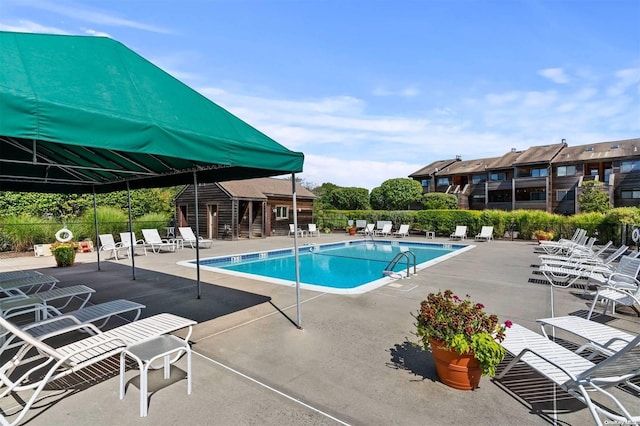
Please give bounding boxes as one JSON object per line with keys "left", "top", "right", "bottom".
{"left": 119, "top": 334, "right": 192, "bottom": 417}
{"left": 425, "top": 231, "right": 435, "bottom": 239}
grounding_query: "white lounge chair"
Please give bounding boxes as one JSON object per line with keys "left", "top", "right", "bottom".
{"left": 498, "top": 323, "right": 640, "bottom": 426}
{"left": 1, "top": 299, "right": 145, "bottom": 352}
{"left": 0, "top": 313, "right": 195, "bottom": 426}
{"left": 450, "top": 226, "right": 467, "bottom": 240}
{"left": 393, "top": 224, "right": 410, "bottom": 238}
{"left": 538, "top": 241, "right": 615, "bottom": 265}
{"left": 539, "top": 255, "right": 640, "bottom": 289}
{"left": 359, "top": 223, "right": 375, "bottom": 235}
{"left": 141, "top": 229, "right": 176, "bottom": 253}
{"left": 374, "top": 224, "right": 393, "bottom": 237}
{"left": 288, "top": 224, "right": 305, "bottom": 238}
{"left": 307, "top": 224, "right": 320, "bottom": 237}
{"left": 588, "top": 284, "right": 640, "bottom": 319}
{"left": 0, "top": 270, "right": 42, "bottom": 283}
{"left": 537, "top": 315, "right": 636, "bottom": 357}
{"left": 0, "top": 274, "right": 59, "bottom": 297}
{"left": 1, "top": 284, "right": 95, "bottom": 320}
{"left": 474, "top": 226, "right": 493, "bottom": 242}
{"left": 537, "top": 229, "right": 588, "bottom": 255}
{"left": 119, "top": 232, "right": 147, "bottom": 257}
{"left": 178, "top": 226, "right": 213, "bottom": 248}
{"left": 99, "top": 234, "right": 130, "bottom": 260}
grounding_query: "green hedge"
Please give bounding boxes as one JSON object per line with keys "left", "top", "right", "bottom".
{"left": 314, "top": 208, "right": 640, "bottom": 244}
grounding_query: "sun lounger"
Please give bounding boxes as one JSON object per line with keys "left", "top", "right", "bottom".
{"left": 141, "top": 229, "right": 176, "bottom": 253}
{"left": 0, "top": 270, "right": 42, "bottom": 283}
{"left": 307, "top": 224, "right": 320, "bottom": 237}
{"left": 374, "top": 223, "right": 392, "bottom": 237}
{"left": 1, "top": 299, "right": 145, "bottom": 352}
{"left": 497, "top": 323, "right": 640, "bottom": 426}
{"left": 449, "top": 225, "right": 467, "bottom": 240}
{"left": 0, "top": 274, "right": 59, "bottom": 297}
{"left": 0, "top": 284, "right": 95, "bottom": 320}
{"left": 393, "top": 224, "right": 410, "bottom": 238}
{"left": 537, "top": 315, "right": 636, "bottom": 357}
{"left": 178, "top": 226, "right": 213, "bottom": 248}
{"left": 474, "top": 226, "right": 493, "bottom": 242}
{"left": 0, "top": 313, "right": 195, "bottom": 426}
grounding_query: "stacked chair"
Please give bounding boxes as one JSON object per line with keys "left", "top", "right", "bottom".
{"left": 498, "top": 229, "right": 640, "bottom": 425}
{"left": 0, "top": 268, "right": 196, "bottom": 425}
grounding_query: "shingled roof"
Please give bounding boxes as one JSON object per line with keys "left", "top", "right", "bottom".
{"left": 217, "top": 177, "right": 316, "bottom": 199}
{"left": 551, "top": 138, "right": 640, "bottom": 164}
{"left": 435, "top": 157, "right": 501, "bottom": 176}
{"left": 409, "top": 158, "right": 460, "bottom": 178}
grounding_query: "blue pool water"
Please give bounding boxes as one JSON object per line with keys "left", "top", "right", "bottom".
{"left": 180, "top": 240, "right": 472, "bottom": 294}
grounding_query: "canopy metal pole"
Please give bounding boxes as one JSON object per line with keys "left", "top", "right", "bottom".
{"left": 126, "top": 182, "right": 136, "bottom": 280}
{"left": 292, "top": 174, "right": 302, "bottom": 329}
{"left": 93, "top": 188, "right": 100, "bottom": 271}
{"left": 194, "top": 171, "right": 201, "bottom": 299}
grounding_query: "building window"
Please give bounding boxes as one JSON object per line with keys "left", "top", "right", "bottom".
{"left": 490, "top": 172, "right": 506, "bottom": 181}
{"left": 437, "top": 177, "right": 450, "bottom": 186}
{"left": 621, "top": 160, "right": 640, "bottom": 173}
{"left": 472, "top": 174, "right": 486, "bottom": 184}
{"left": 531, "top": 168, "right": 548, "bottom": 177}
{"left": 275, "top": 205, "right": 288, "bottom": 220}
{"left": 421, "top": 179, "right": 431, "bottom": 187}
{"left": 530, "top": 189, "right": 546, "bottom": 201}
{"left": 621, "top": 190, "right": 640, "bottom": 199}
{"left": 557, "top": 165, "right": 577, "bottom": 177}
{"left": 557, "top": 190, "right": 575, "bottom": 201}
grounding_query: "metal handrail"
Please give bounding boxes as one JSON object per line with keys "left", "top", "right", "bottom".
{"left": 383, "top": 250, "right": 417, "bottom": 278}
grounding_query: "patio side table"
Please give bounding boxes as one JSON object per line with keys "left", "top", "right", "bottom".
{"left": 119, "top": 334, "right": 192, "bottom": 417}
{"left": 425, "top": 231, "right": 435, "bottom": 239}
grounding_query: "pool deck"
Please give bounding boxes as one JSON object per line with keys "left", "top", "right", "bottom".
{"left": 1, "top": 233, "right": 639, "bottom": 425}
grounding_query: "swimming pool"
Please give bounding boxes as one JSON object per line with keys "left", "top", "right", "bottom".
{"left": 179, "top": 240, "right": 472, "bottom": 294}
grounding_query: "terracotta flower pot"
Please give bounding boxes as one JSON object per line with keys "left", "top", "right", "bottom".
{"left": 429, "top": 338, "right": 482, "bottom": 390}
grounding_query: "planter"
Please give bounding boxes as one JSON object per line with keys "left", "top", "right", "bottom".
{"left": 348, "top": 228, "right": 356, "bottom": 236}
{"left": 429, "top": 338, "right": 482, "bottom": 390}
{"left": 53, "top": 247, "right": 77, "bottom": 267}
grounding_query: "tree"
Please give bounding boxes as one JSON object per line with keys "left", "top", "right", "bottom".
{"left": 377, "top": 178, "right": 423, "bottom": 210}
{"left": 578, "top": 181, "right": 611, "bottom": 214}
{"left": 369, "top": 186, "right": 385, "bottom": 210}
{"left": 422, "top": 193, "right": 458, "bottom": 209}
{"left": 330, "top": 187, "right": 370, "bottom": 210}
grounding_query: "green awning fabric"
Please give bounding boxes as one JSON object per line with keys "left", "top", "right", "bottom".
{"left": 0, "top": 31, "right": 304, "bottom": 193}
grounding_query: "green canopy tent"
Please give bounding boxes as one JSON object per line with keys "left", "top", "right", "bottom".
{"left": 0, "top": 32, "right": 305, "bottom": 325}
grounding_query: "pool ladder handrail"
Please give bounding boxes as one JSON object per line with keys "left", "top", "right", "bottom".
{"left": 383, "top": 250, "right": 417, "bottom": 278}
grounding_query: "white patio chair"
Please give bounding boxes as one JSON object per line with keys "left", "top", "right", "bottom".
{"left": 99, "top": 234, "right": 130, "bottom": 260}
{"left": 587, "top": 284, "right": 640, "bottom": 319}
{"left": 537, "top": 315, "right": 636, "bottom": 358}
{"left": 393, "top": 224, "right": 410, "bottom": 238}
{"left": 538, "top": 241, "right": 615, "bottom": 265}
{"left": 474, "top": 226, "right": 493, "bottom": 242}
{"left": 537, "top": 228, "right": 587, "bottom": 255}
{"left": 0, "top": 284, "right": 95, "bottom": 320}
{"left": 497, "top": 323, "right": 640, "bottom": 426}
{"left": 359, "top": 223, "right": 375, "bottom": 235}
{"left": 307, "top": 224, "right": 320, "bottom": 237}
{"left": 374, "top": 223, "right": 393, "bottom": 237}
{"left": 141, "top": 229, "right": 176, "bottom": 253}
{"left": 0, "top": 313, "right": 195, "bottom": 426}
{"left": 539, "top": 255, "right": 640, "bottom": 289}
{"left": 119, "top": 232, "right": 147, "bottom": 257}
{"left": 1, "top": 299, "right": 145, "bottom": 352}
{"left": 0, "top": 270, "right": 42, "bottom": 283}
{"left": 0, "top": 274, "right": 59, "bottom": 297}
{"left": 178, "top": 226, "right": 213, "bottom": 248}
{"left": 449, "top": 225, "right": 467, "bottom": 240}
{"left": 288, "top": 224, "right": 305, "bottom": 238}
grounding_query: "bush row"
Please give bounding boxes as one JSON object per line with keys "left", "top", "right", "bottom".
{"left": 315, "top": 208, "right": 640, "bottom": 243}
{"left": 0, "top": 207, "right": 170, "bottom": 252}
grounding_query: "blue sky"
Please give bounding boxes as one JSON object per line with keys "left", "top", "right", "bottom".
{"left": 1, "top": 0, "right": 639, "bottom": 190}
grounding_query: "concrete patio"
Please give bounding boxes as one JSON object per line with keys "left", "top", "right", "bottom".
{"left": 1, "top": 233, "right": 639, "bottom": 425}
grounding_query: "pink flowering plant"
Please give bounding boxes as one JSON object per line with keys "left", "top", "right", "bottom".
{"left": 413, "top": 289, "right": 512, "bottom": 376}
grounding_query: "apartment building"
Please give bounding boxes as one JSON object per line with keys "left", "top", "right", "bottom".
{"left": 409, "top": 138, "right": 640, "bottom": 214}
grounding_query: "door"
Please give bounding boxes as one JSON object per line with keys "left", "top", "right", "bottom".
{"left": 208, "top": 204, "right": 218, "bottom": 239}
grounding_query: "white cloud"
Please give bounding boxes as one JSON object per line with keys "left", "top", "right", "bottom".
{"left": 538, "top": 67, "right": 570, "bottom": 84}
{"left": 83, "top": 28, "right": 111, "bottom": 38}
{"left": 0, "top": 20, "right": 68, "bottom": 34}
{"left": 372, "top": 86, "right": 421, "bottom": 97}
{"left": 13, "top": 0, "right": 170, "bottom": 33}
{"left": 606, "top": 67, "right": 640, "bottom": 97}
